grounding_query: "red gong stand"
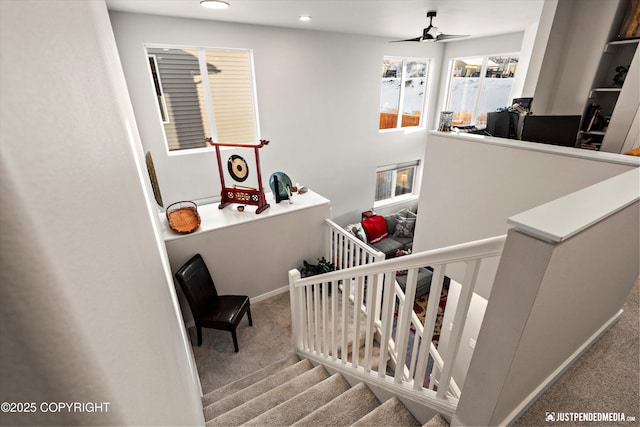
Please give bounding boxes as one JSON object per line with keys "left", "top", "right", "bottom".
{"left": 207, "top": 138, "right": 270, "bottom": 214}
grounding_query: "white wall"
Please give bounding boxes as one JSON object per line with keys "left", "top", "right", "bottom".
{"left": 414, "top": 132, "right": 638, "bottom": 389}
{"left": 0, "top": 1, "right": 203, "bottom": 425}
{"left": 164, "top": 194, "right": 331, "bottom": 301}
{"left": 495, "top": 205, "right": 639, "bottom": 424}
{"left": 414, "top": 133, "right": 637, "bottom": 272}
{"left": 456, "top": 167, "right": 639, "bottom": 425}
{"left": 109, "top": 12, "right": 445, "bottom": 226}
{"left": 527, "top": 0, "right": 623, "bottom": 115}
{"left": 518, "top": 0, "right": 558, "bottom": 99}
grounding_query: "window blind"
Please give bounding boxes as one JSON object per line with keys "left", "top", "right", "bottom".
{"left": 148, "top": 46, "right": 258, "bottom": 151}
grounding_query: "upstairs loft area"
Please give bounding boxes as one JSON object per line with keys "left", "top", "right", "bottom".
{"left": 485, "top": 110, "right": 582, "bottom": 148}
{"left": 452, "top": 102, "right": 583, "bottom": 149}
{"left": 453, "top": 95, "right": 638, "bottom": 155}
{"left": 449, "top": 21, "right": 639, "bottom": 155}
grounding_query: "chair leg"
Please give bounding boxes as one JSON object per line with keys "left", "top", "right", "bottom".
{"left": 231, "top": 330, "right": 239, "bottom": 352}
{"left": 247, "top": 306, "right": 253, "bottom": 326}
{"left": 196, "top": 325, "right": 203, "bottom": 346}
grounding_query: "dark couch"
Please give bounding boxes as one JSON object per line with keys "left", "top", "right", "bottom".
{"left": 346, "top": 208, "right": 417, "bottom": 259}
{"left": 345, "top": 208, "right": 436, "bottom": 297}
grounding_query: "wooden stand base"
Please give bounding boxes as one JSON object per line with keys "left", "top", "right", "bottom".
{"left": 219, "top": 187, "right": 269, "bottom": 214}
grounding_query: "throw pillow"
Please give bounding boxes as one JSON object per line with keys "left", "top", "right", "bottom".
{"left": 393, "top": 217, "right": 415, "bottom": 238}
{"left": 389, "top": 208, "right": 417, "bottom": 231}
{"left": 346, "top": 222, "right": 367, "bottom": 243}
{"left": 361, "top": 215, "right": 388, "bottom": 244}
{"left": 385, "top": 215, "right": 399, "bottom": 236}
{"left": 395, "top": 208, "right": 417, "bottom": 219}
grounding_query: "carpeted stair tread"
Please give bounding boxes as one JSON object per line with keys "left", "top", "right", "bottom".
{"left": 202, "top": 353, "right": 299, "bottom": 407}
{"left": 204, "top": 359, "right": 312, "bottom": 421}
{"left": 293, "top": 382, "right": 380, "bottom": 427}
{"left": 206, "top": 365, "right": 330, "bottom": 426}
{"left": 352, "top": 397, "right": 420, "bottom": 426}
{"left": 242, "top": 373, "right": 351, "bottom": 426}
{"left": 423, "top": 413, "right": 450, "bottom": 426}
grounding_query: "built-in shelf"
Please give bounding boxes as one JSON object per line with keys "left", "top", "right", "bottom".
{"left": 605, "top": 38, "right": 640, "bottom": 48}
{"left": 579, "top": 35, "right": 638, "bottom": 150}
{"left": 591, "top": 87, "right": 622, "bottom": 92}
{"left": 588, "top": 87, "right": 622, "bottom": 98}
{"left": 579, "top": 130, "right": 606, "bottom": 136}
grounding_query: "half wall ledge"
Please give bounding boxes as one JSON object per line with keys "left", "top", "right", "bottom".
{"left": 507, "top": 168, "right": 640, "bottom": 243}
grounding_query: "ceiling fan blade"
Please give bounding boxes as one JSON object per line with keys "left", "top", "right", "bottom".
{"left": 390, "top": 36, "right": 423, "bottom": 43}
{"left": 435, "top": 33, "right": 470, "bottom": 41}
{"left": 391, "top": 10, "right": 470, "bottom": 43}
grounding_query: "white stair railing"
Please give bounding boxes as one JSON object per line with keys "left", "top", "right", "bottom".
{"left": 289, "top": 226, "right": 506, "bottom": 415}
{"left": 325, "top": 219, "right": 386, "bottom": 269}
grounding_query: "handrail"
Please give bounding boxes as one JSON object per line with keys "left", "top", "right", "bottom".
{"left": 294, "top": 234, "right": 506, "bottom": 287}
{"left": 326, "top": 218, "right": 384, "bottom": 255}
{"left": 508, "top": 168, "right": 640, "bottom": 243}
{"left": 325, "top": 219, "right": 385, "bottom": 270}
{"left": 289, "top": 229, "right": 506, "bottom": 415}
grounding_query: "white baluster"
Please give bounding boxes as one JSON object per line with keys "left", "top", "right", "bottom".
{"left": 437, "top": 260, "right": 480, "bottom": 399}
{"left": 414, "top": 264, "right": 446, "bottom": 391}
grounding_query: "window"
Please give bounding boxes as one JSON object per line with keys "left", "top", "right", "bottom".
{"left": 379, "top": 57, "right": 429, "bottom": 130}
{"left": 445, "top": 54, "right": 519, "bottom": 126}
{"left": 375, "top": 161, "right": 419, "bottom": 204}
{"left": 146, "top": 45, "right": 259, "bottom": 152}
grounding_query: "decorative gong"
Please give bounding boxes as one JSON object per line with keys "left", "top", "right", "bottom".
{"left": 207, "top": 138, "right": 270, "bottom": 214}
{"left": 227, "top": 155, "right": 249, "bottom": 182}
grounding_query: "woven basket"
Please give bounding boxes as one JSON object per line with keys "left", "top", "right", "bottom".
{"left": 166, "top": 201, "right": 201, "bottom": 234}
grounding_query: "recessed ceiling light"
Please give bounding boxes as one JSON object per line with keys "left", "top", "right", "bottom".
{"left": 299, "top": 15, "right": 312, "bottom": 22}
{"left": 200, "top": 0, "right": 230, "bottom": 9}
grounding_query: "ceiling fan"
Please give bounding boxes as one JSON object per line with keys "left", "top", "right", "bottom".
{"left": 391, "top": 11, "right": 469, "bottom": 43}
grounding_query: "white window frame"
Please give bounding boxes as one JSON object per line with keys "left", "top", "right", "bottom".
{"left": 379, "top": 57, "right": 430, "bottom": 132}
{"left": 145, "top": 43, "right": 261, "bottom": 154}
{"left": 373, "top": 160, "right": 420, "bottom": 208}
{"left": 443, "top": 52, "right": 519, "bottom": 126}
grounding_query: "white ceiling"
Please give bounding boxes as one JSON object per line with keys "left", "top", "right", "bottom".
{"left": 105, "top": 0, "right": 545, "bottom": 41}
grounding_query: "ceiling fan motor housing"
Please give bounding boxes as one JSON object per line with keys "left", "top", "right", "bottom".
{"left": 390, "top": 10, "right": 468, "bottom": 43}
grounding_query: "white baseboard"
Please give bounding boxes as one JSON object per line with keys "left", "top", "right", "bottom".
{"left": 498, "top": 309, "right": 624, "bottom": 426}
{"left": 250, "top": 285, "right": 289, "bottom": 303}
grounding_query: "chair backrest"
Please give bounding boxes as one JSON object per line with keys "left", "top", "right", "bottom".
{"left": 174, "top": 254, "right": 218, "bottom": 320}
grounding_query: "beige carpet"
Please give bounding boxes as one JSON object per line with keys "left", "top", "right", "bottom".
{"left": 201, "top": 359, "right": 422, "bottom": 426}
{"left": 191, "top": 281, "right": 639, "bottom": 425}
{"left": 515, "top": 279, "right": 639, "bottom": 426}
{"left": 191, "top": 291, "right": 294, "bottom": 394}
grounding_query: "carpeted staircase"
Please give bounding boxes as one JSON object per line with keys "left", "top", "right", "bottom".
{"left": 202, "top": 354, "right": 449, "bottom": 426}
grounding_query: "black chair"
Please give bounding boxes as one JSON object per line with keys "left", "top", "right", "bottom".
{"left": 174, "top": 254, "right": 252, "bottom": 352}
